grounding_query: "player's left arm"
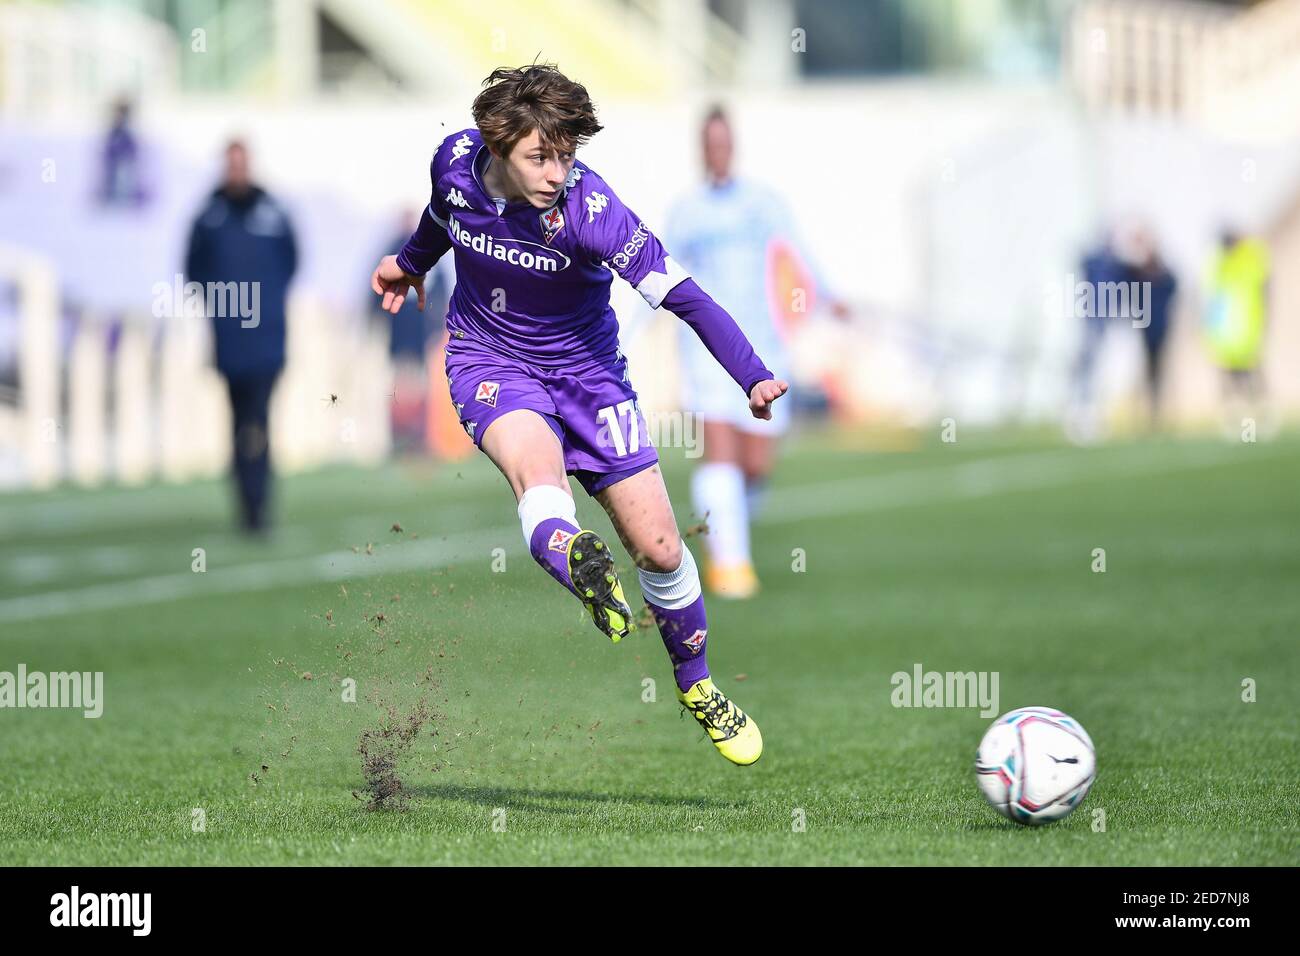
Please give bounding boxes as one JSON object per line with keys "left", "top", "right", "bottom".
{"left": 660, "top": 279, "right": 787, "bottom": 420}
{"left": 577, "top": 176, "right": 786, "bottom": 420}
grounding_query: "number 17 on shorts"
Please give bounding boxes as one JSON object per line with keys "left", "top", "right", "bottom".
{"left": 596, "top": 399, "right": 643, "bottom": 458}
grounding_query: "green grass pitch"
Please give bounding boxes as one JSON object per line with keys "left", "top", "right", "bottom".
{"left": 0, "top": 428, "right": 1296, "bottom": 865}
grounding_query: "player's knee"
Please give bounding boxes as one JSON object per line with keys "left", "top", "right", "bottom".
{"left": 515, "top": 464, "right": 566, "bottom": 496}
{"left": 637, "top": 533, "right": 683, "bottom": 573}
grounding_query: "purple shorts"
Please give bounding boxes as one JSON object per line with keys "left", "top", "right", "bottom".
{"left": 445, "top": 341, "right": 659, "bottom": 495}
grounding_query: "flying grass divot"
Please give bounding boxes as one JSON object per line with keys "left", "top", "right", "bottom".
{"left": 355, "top": 698, "right": 434, "bottom": 811}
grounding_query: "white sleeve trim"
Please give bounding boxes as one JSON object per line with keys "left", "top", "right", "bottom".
{"left": 427, "top": 201, "right": 449, "bottom": 228}
{"left": 635, "top": 256, "right": 691, "bottom": 309}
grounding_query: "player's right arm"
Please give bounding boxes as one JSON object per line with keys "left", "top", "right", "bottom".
{"left": 371, "top": 254, "right": 428, "bottom": 314}
{"left": 371, "top": 151, "right": 454, "bottom": 314}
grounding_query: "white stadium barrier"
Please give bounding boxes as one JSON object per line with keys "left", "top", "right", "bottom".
{"left": 0, "top": 242, "right": 390, "bottom": 490}
{"left": 0, "top": 245, "right": 60, "bottom": 489}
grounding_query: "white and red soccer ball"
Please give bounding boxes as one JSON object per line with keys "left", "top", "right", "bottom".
{"left": 975, "top": 706, "right": 1096, "bottom": 826}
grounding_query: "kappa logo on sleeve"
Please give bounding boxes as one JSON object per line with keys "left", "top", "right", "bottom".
{"left": 474, "top": 381, "right": 500, "bottom": 407}
{"left": 540, "top": 206, "right": 565, "bottom": 244}
{"left": 450, "top": 133, "right": 474, "bottom": 162}
{"left": 547, "top": 529, "right": 574, "bottom": 552}
{"left": 586, "top": 192, "right": 609, "bottom": 222}
{"left": 445, "top": 187, "right": 470, "bottom": 208}
{"left": 683, "top": 629, "right": 707, "bottom": 654}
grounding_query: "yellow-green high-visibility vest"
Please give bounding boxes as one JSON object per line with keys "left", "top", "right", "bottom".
{"left": 1205, "top": 239, "right": 1270, "bottom": 369}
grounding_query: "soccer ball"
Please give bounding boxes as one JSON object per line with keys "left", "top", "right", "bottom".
{"left": 975, "top": 706, "right": 1096, "bottom": 825}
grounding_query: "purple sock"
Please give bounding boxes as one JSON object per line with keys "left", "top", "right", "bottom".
{"left": 646, "top": 594, "right": 710, "bottom": 692}
{"left": 528, "top": 517, "right": 581, "bottom": 595}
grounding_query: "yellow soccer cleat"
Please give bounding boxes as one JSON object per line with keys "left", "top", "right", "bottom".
{"left": 567, "top": 530, "right": 634, "bottom": 642}
{"left": 705, "top": 561, "right": 760, "bottom": 600}
{"left": 677, "top": 678, "right": 763, "bottom": 766}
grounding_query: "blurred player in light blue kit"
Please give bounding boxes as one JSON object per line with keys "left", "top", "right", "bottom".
{"left": 667, "top": 107, "right": 849, "bottom": 598}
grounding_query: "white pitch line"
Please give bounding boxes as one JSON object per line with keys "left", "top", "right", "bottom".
{"left": 0, "top": 442, "right": 1286, "bottom": 625}
{"left": 755, "top": 443, "right": 1259, "bottom": 524}
{"left": 0, "top": 467, "right": 498, "bottom": 536}
{"left": 0, "top": 525, "right": 523, "bottom": 625}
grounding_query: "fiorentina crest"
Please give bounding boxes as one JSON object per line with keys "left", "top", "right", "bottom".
{"left": 475, "top": 381, "right": 499, "bottom": 407}
{"left": 540, "top": 206, "right": 564, "bottom": 244}
{"left": 547, "top": 529, "right": 573, "bottom": 552}
{"left": 683, "top": 629, "right": 707, "bottom": 654}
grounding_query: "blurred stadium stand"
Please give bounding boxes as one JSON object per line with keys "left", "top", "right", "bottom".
{"left": 0, "top": 0, "right": 1297, "bottom": 489}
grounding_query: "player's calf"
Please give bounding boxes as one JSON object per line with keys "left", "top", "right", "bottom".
{"left": 517, "top": 484, "right": 584, "bottom": 594}
{"left": 637, "top": 545, "right": 763, "bottom": 764}
{"left": 638, "top": 543, "right": 711, "bottom": 691}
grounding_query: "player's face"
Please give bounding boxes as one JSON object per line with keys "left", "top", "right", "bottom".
{"left": 703, "top": 118, "right": 733, "bottom": 182}
{"left": 503, "top": 130, "right": 575, "bottom": 209}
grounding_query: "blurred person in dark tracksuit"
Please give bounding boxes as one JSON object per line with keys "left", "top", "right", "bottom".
{"left": 185, "top": 140, "right": 298, "bottom": 533}
{"left": 1129, "top": 227, "right": 1177, "bottom": 428}
{"left": 1068, "top": 233, "right": 1125, "bottom": 443}
{"left": 1068, "top": 222, "right": 1175, "bottom": 439}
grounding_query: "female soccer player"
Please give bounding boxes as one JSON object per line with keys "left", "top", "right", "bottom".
{"left": 667, "top": 106, "right": 849, "bottom": 599}
{"left": 369, "top": 65, "right": 785, "bottom": 766}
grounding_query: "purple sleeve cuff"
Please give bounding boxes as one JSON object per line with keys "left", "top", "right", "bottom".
{"left": 660, "top": 278, "right": 773, "bottom": 397}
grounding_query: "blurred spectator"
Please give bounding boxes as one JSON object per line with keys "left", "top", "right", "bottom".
{"left": 1069, "top": 222, "right": 1178, "bottom": 438}
{"left": 371, "top": 209, "right": 447, "bottom": 456}
{"left": 184, "top": 140, "right": 298, "bottom": 534}
{"left": 1204, "top": 229, "right": 1270, "bottom": 434}
{"left": 1127, "top": 226, "right": 1177, "bottom": 429}
{"left": 98, "top": 98, "right": 150, "bottom": 209}
{"left": 1068, "top": 233, "right": 1125, "bottom": 442}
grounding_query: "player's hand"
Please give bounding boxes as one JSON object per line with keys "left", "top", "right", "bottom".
{"left": 370, "top": 254, "right": 426, "bottom": 314}
{"left": 748, "top": 379, "right": 789, "bottom": 420}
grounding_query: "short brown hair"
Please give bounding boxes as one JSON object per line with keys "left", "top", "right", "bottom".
{"left": 703, "top": 104, "right": 729, "bottom": 127}
{"left": 472, "top": 63, "right": 603, "bottom": 157}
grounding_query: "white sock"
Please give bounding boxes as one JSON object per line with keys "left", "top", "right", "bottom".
{"left": 637, "top": 544, "right": 702, "bottom": 609}
{"left": 516, "top": 483, "right": 578, "bottom": 546}
{"left": 691, "top": 462, "right": 750, "bottom": 566}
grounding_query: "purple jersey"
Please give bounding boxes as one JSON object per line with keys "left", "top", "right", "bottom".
{"left": 397, "top": 128, "right": 770, "bottom": 392}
